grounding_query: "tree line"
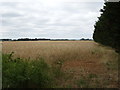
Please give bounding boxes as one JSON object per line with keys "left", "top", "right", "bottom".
{"left": 0, "top": 38, "right": 93, "bottom": 41}
{"left": 0, "top": 38, "right": 50, "bottom": 41}
{"left": 93, "top": 1, "right": 120, "bottom": 53}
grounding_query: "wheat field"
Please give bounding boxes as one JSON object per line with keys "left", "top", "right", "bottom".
{"left": 2, "top": 41, "right": 118, "bottom": 88}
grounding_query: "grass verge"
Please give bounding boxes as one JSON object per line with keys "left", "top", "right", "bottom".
{"left": 2, "top": 52, "right": 54, "bottom": 88}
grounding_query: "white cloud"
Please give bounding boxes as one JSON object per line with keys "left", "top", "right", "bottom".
{"left": 0, "top": 1, "right": 104, "bottom": 39}
{"left": 0, "top": 0, "right": 104, "bottom": 2}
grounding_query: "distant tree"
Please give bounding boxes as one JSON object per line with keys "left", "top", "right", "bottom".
{"left": 1, "top": 39, "right": 12, "bottom": 41}
{"left": 80, "top": 38, "right": 85, "bottom": 40}
{"left": 93, "top": 1, "right": 120, "bottom": 53}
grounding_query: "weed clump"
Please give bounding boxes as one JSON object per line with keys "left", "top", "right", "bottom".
{"left": 2, "top": 52, "right": 54, "bottom": 88}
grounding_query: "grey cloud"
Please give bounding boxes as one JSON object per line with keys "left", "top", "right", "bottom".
{"left": 2, "top": 12, "right": 22, "bottom": 17}
{"left": 0, "top": 2, "right": 18, "bottom": 7}
{"left": 0, "top": 1, "right": 104, "bottom": 39}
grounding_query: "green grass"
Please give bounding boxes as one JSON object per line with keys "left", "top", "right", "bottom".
{"left": 76, "top": 74, "right": 99, "bottom": 88}
{"left": 77, "top": 78, "right": 87, "bottom": 88}
{"left": 2, "top": 52, "right": 54, "bottom": 88}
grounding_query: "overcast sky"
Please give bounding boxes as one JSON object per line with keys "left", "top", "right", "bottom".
{"left": 0, "top": 0, "right": 104, "bottom": 39}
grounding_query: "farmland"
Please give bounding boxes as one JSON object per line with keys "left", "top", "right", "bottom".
{"left": 2, "top": 41, "right": 119, "bottom": 88}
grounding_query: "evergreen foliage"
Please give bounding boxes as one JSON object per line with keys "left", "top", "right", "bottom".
{"left": 93, "top": 1, "right": 120, "bottom": 53}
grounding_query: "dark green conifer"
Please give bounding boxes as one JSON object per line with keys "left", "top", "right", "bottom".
{"left": 93, "top": 1, "right": 120, "bottom": 53}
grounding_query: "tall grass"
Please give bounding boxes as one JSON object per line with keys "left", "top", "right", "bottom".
{"left": 2, "top": 41, "right": 119, "bottom": 88}
{"left": 2, "top": 41, "right": 97, "bottom": 62}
